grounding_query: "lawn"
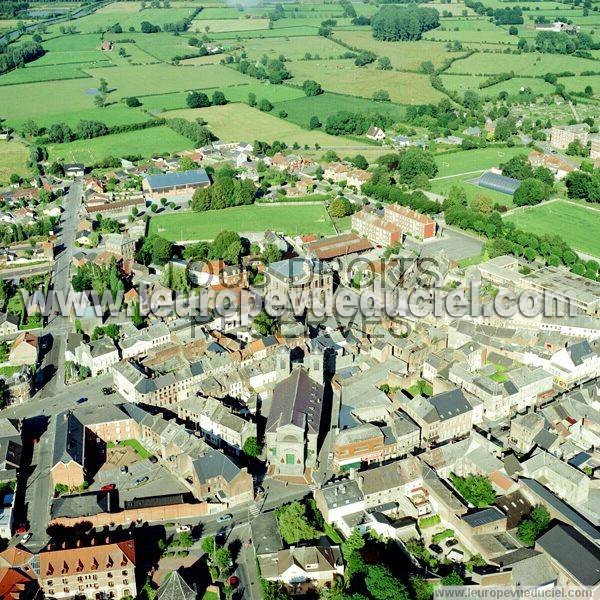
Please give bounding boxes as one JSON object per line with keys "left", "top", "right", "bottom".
{"left": 558, "top": 75, "right": 600, "bottom": 96}
{"left": 0, "top": 140, "right": 32, "bottom": 186}
{"left": 104, "top": 31, "right": 200, "bottom": 62}
{"left": 273, "top": 92, "right": 405, "bottom": 129}
{"left": 440, "top": 74, "right": 554, "bottom": 96}
{"left": 430, "top": 173, "right": 515, "bottom": 209}
{"left": 332, "top": 31, "right": 457, "bottom": 70}
{"left": 287, "top": 59, "right": 444, "bottom": 104}
{"left": 162, "top": 103, "right": 365, "bottom": 148}
{"left": 47, "top": 125, "right": 193, "bottom": 163}
{"left": 434, "top": 147, "right": 526, "bottom": 178}
{"left": 150, "top": 204, "right": 337, "bottom": 240}
{"left": 107, "top": 438, "right": 153, "bottom": 459}
{"left": 505, "top": 200, "right": 600, "bottom": 257}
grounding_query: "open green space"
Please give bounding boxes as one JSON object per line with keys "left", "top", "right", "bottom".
{"left": 287, "top": 59, "right": 444, "bottom": 104}
{"left": 434, "top": 147, "right": 525, "bottom": 178}
{"left": 150, "top": 204, "right": 337, "bottom": 241}
{"left": 273, "top": 92, "right": 406, "bottom": 129}
{"left": 0, "top": 140, "right": 32, "bottom": 186}
{"left": 107, "top": 438, "right": 153, "bottom": 459}
{"left": 505, "top": 200, "right": 600, "bottom": 257}
{"left": 225, "top": 34, "right": 347, "bottom": 61}
{"left": 163, "top": 103, "right": 366, "bottom": 148}
{"left": 47, "top": 125, "right": 192, "bottom": 163}
{"left": 430, "top": 172, "right": 515, "bottom": 210}
{"left": 0, "top": 63, "right": 95, "bottom": 86}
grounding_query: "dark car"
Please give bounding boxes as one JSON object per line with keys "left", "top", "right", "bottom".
{"left": 445, "top": 539, "right": 459, "bottom": 548}
{"left": 429, "top": 544, "right": 443, "bottom": 555}
{"left": 102, "top": 387, "right": 114, "bottom": 395}
{"left": 77, "top": 397, "right": 87, "bottom": 404}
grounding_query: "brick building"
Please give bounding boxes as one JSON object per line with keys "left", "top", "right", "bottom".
{"left": 383, "top": 204, "right": 436, "bottom": 240}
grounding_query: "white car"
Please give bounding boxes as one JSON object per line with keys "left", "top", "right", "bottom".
{"left": 176, "top": 525, "right": 191, "bottom": 533}
{"left": 21, "top": 533, "right": 32, "bottom": 543}
{"left": 217, "top": 514, "right": 233, "bottom": 523}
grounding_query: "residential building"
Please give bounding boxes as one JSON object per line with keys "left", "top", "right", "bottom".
{"left": 528, "top": 150, "right": 575, "bottom": 180}
{"left": 39, "top": 539, "right": 137, "bottom": 599}
{"left": 550, "top": 124, "right": 589, "bottom": 150}
{"left": 351, "top": 209, "right": 401, "bottom": 247}
{"left": 9, "top": 333, "right": 38, "bottom": 367}
{"left": 314, "top": 480, "right": 365, "bottom": 525}
{"left": 78, "top": 337, "right": 120, "bottom": 376}
{"left": 50, "top": 411, "right": 86, "bottom": 488}
{"left": 0, "top": 313, "right": 19, "bottom": 336}
{"left": 366, "top": 126, "right": 385, "bottom": 141}
{"left": 383, "top": 204, "right": 436, "bottom": 240}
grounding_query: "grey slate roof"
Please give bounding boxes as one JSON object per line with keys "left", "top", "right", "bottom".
{"left": 536, "top": 523, "right": 600, "bottom": 586}
{"left": 429, "top": 388, "right": 472, "bottom": 421}
{"left": 156, "top": 571, "right": 196, "bottom": 600}
{"left": 462, "top": 506, "right": 506, "bottom": 528}
{"left": 266, "top": 367, "right": 324, "bottom": 435}
{"left": 192, "top": 449, "right": 241, "bottom": 484}
{"left": 146, "top": 169, "right": 210, "bottom": 191}
{"left": 251, "top": 511, "right": 284, "bottom": 556}
{"left": 52, "top": 411, "right": 84, "bottom": 467}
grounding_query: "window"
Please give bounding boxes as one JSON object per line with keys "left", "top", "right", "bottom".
{"left": 286, "top": 453, "right": 295, "bottom": 465}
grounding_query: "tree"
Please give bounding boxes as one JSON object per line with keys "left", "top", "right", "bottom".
{"left": 309, "top": 116, "right": 321, "bottom": 130}
{"left": 517, "top": 506, "right": 550, "bottom": 546}
{"left": 210, "top": 230, "right": 242, "bottom": 264}
{"left": 450, "top": 474, "right": 496, "bottom": 507}
{"left": 141, "top": 20, "right": 160, "bottom": 33}
{"left": 248, "top": 92, "right": 257, "bottom": 107}
{"left": 377, "top": 56, "right": 392, "bottom": 70}
{"left": 262, "top": 581, "right": 290, "bottom": 600}
{"left": 178, "top": 156, "right": 196, "bottom": 172}
{"left": 513, "top": 178, "right": 550, "bottom": 207}
{"left": 260, "top": 243, "right": 282, "bottom": 264}
{"left": 509, "top": 25, "right": 518, "bottom": 35}
{"left": 372, "top": 90, "right": 390, "bottom": 102}
{"left": 275, "top": 501, "right": 320, "bottom": 544}
{"left": 126, "top": 96, "right": 142, "bottom": 107}
{"left": 471, "top": 193, "right": 493, "bottom": 214}
{"left": 329, "top": 197, "right": 353, "bottom": 217}
{"left": 201, "top": 536, "right": 216, "bottom": 555}
{"left": 351, "top": 154, "right": 368, "bottom": 170}
{"left": 371, "top": 5, "right": 440, "bottom": 41}
{"left": 94, "top": 93, "right": 106, "bottom": 108}
{"left": 214, "top": 546, "right": 232, "bottom": 571}
{"left": 243, "top": 437, "right": 261, "bottom": 457}
{"left": 253, "top": 310, "right": 276, "bottom": 336}
{"left": 411, "top": 576, "right": 434, "bottom": 600}
{"left": 365, "top": 564, "right": 409, "bottom": 600}
{"left": 212, "top": 90, "right": 228, "bottom": 105}
{"left": 396, "top": 147, "right": 438, "bottom": 183}
{"left": 302, "top": 80, "right": 323, "bottom": 96}
{"left": 441, "top": 571, "right": 464, "bottom": 586}
{"left": 187, "top": 91, "right": 211, "bottom": 108}
{"left": 99, "top": 78, "right": 109, "bottom": 94}
{"left": 355, "top": 51, "right": 376, "bottom": 66}
{"left": 258, "top": 98, "right": 273, "bottom": 112}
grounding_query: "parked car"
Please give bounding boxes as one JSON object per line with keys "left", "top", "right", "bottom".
{"left": 176, "top": 525, "right": 191, "bottom": 533}
{"left": 445, "top": 539, "right": 459, "bottom": 548}
{"left": 21, "top": 533, "right": 32, "bottom": 543}
{"left": 429, "top": 544, "right": 443, "bottom": 555}
{"left": 77, "top": 397, "right": 87, "bottom": 404}
{"left": 100, "top": 483, "right": 115, "bottom": 492}
{"left": 15, "top": 524, "right": 28, "bottom": 535}
{"left": 120, "top": 466, "right": 128, "bottom": 474}
{"left": 228, "top": 576, "right": 239, "bottom": 588}
{"left": 217, "top": 514, "right": 232, "bottom": 523}
{"left": 134, "top": 476, "right": 149, "bottom": 485}
{"left": 102, "top": 387, "right": 114, "bottom": 395}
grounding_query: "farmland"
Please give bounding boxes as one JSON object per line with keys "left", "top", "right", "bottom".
{"left": 0, "top": 140, "right": 32, "bottom": 186}
{"left": 506, "top": 201, "right": 600, "bottom": 257}
{"left": 162, "top": 103, "right": 368, "bottom": 148}
{"left": 47, "top": 125, "right": 193, "bottom": 163}
{"left": 149, "top": 204, "right": 337, "bottom": 240}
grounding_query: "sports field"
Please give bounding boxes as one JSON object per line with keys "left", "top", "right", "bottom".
{"left": 506, "top": 200, "right": 600, "bottom": 257}
{"left": 149, "top": 204, "right": 337, "bottom": 241}
{"left": 434, "top": 147, "right": 526, "bottom": 178}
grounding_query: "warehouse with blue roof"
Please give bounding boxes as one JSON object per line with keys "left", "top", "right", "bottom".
{"left": 142, "top": 168, "right": 211, "bottom": 201}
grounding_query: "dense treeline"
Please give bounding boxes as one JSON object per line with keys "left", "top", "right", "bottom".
{"left": 565, "top": 165, "right": 600, "bottom": 202}
{"left": 535, "top": 31, "right": 596, "bottom": 55}
{"left": 34, "top": 118, "right": 165, "bottom": 143}
{"left": 371, "top": 5, "right": 439, "bottom": 41}
{"left": 191, "top": 166, "right": 256, "bottom": 212}
{"left": 0, "top": 41, "right": 44, "bottom": 75}
{"left": 465, "top": 0, "right": 523, "bottom": 24}
{"left": 167, "top": 118, "right": 215, "bottom": 147}
{"left": 0, "top": 218, "right": 57, "bottom": 246}
{"left": 325, "top": 111, "right": 393, "bottom": 136}
{"left": 479, "top": 72, "right": 513, "bottom": 89}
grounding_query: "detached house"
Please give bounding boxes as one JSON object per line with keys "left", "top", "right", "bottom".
{"left": 366, "top": 126, "right": 385, "bottom": 142}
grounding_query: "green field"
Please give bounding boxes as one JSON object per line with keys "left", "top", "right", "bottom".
{"left": 273, "top": 92, "right": 405, "bottom": 129}
{"left": 434, "top": 147, "right": 527, "bottom": 178}
{"left": 430, "top": 172, "right": 515, "bottom": 209}
{"left": 224, "top": 35, "right": 346, "bottom": 61}
{"left": 191, "top": 17, "right": 270, "bottom": 33}
{"left": 505, "top": 200, "right": 600, "bottom": 257}
{"left": 163, "top": 103, "right": 366, "bottom": 148}
{"left": 0, "top": 63, "right": 95, "bottom": 86}
{"left": 287, "top": 59, "right": 444, "bottom": 104}
{"left": 47, "top": 125, "right": 192, "bottom": 163}
{"left": 441, "top": 74, "right": 555, "bottom": 96}
{"left": 150, "top": 204, "right": 337, "bottom": 240}
{"left": 0, "top": 140, "right": 32, "bottom": 186}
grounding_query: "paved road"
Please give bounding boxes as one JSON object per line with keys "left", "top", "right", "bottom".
{"left": 37, "top": 178, "right": 84, "bottom": 397}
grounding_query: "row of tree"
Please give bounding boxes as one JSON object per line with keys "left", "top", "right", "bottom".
{"left": 190, "top": 166, "right": 256, "bottom": 212}
{"left": 371, "top": 4, "right": 440, "bottom": 41}
{"left": 0, "top": 40, "right": 43, "bottom": 75}
{"left": 535, "top": 30, "right": 596, "bottom": 55}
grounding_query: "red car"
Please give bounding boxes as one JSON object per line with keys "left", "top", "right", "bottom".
{"left": 100, "top": 484, "right": 116, "bottom": 492}
{"left": 15, "top": 525, "right": 28, "bottom": 534}
{"left": 228, "top": 576, "right": 239, "bottom": 588}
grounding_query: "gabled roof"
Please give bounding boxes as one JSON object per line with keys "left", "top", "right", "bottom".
{"left": 192, "top": 449, "right": 242, "bottom": 484}
{"left": 266, "top": 367, "right": 324, "bottom": 435}
{"left": 145, "top": 169, "right": 210, "bottom": 191}
{"left": 52, "top": 411, "right": 84, "bottom": 467}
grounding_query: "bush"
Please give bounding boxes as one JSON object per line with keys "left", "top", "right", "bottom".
{"left": 419, "top": 514, "right": 441, "bottom": 528}
{"left": 432, "top": 529, "right": 455, "bottom": 543}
